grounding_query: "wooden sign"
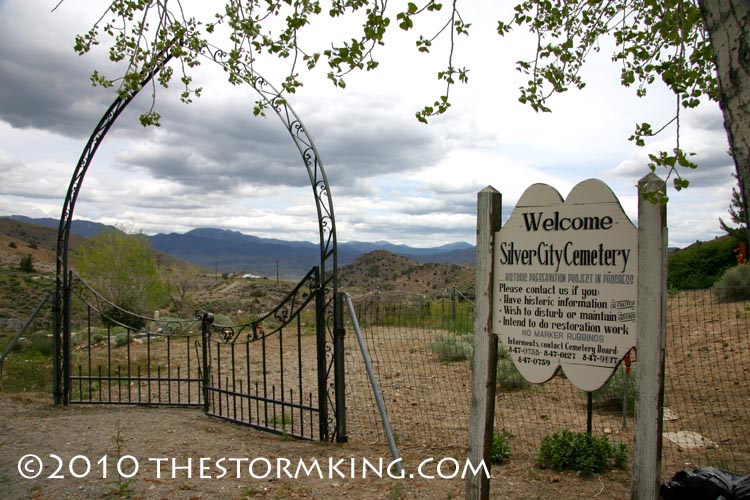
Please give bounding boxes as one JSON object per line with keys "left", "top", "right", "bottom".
{"left": 492, "top": 179, "right": 637, "bottom": 391}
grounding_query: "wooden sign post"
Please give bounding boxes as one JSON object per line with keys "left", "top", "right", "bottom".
{"left": 632, "top": 173, "right": 667, "bottom": 500}
{"left": 467, "top": 175, "right": 667, "bottom": 500}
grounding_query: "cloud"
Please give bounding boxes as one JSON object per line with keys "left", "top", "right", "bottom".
{"left": 609, "top": 104, "right": 734, "bottom": 190}
{"left": 0, "top": 0, "right": 740, "bottom": 249}
{"left": 0, "top": 1, "right": 120, "bottom": 138}
{"left": 0, "top": 150, "right": 70, "bottom": 200}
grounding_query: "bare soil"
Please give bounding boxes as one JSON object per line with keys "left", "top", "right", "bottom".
{"left": 0, "top": 393, "right": 630, "bottom": 500}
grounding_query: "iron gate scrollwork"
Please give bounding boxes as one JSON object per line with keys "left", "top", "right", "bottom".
{"left": 54, "top": 41, "right": 346, "bottom": 442}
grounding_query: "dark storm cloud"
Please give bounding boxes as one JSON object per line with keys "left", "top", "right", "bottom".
{"left": 0, "top": 1, "right": 122, "bottom": 138}
{"left": 111, "top": 87, "right": 447, "bottom": 194}
{"left": 300, "top": 95, "right": 448, "bottom": 182}
{"left": 113, "top": 96, "right": 313, "bottom": 192}
{"left": 0, "top": 40, "right": 112, "bottom": 138}
{"left": 0, "top": 1, "right": 447, "bottom": 199}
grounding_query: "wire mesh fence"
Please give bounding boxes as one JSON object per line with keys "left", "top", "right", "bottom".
{"left": 343, "top": 289, "right": 750, "bottom": 475}
{"left": 0, "top": 309, "right": 54, "bottom": 394}
{"left": 343, "top": 297, "right": 474, "bottom": 450}
{"left": 662, "top": 288, "right": 750, "bottom": 474}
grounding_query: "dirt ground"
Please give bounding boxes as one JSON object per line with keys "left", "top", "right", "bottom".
{"left": 0, "top": 393, "right": 631, "bottom": 500}
{"left": 4, "top": 289, "right": 747, "bottom": 499}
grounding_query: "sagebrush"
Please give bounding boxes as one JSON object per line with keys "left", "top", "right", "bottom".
{"left": 712, "top": 265, "right": 750, "bottom": 301}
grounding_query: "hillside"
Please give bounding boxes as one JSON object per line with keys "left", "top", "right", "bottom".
{"left": 0, "top": 219, "right": 63, "bottom": 319}
{"left": 0, "top": 219, "right": 192, "bottom": 321}
{"left": 0, "top": 218, "right": 473, "bottom": 320}
{"left": 338, "top": 250, "right": 475, "bottom": 297}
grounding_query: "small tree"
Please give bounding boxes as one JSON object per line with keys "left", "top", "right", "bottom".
{"left": 720, "top": 173, "right": 749, "bottom": 243}
{"left": 74, "top": 226, "right": 168, "bottom": 326}
{"left": 19, "top": 254, "right": 34, "bottom": 273}
{"left": 164, "top": 263, "right": 201, "bottom": 316}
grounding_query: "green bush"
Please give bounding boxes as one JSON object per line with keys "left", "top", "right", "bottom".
{"left": 19, "top": 254, "right": 34, "bottom": 273}
{"left": 537, "top": 430, "right": 628, "bottom": 475}
{"left": 712, "top": 264, "right": 750, "bottom": 301}
{"left": 102, "top": 306, "right": 146, "bottom": 331}
{"left": 593, "top": 363, "right": 635, "bottom": 415}
{"left": 491, "top": 430, "right": 512, "bottom": 464}
{"left": 113, "top": 332, "right": 130, "bottom": 347}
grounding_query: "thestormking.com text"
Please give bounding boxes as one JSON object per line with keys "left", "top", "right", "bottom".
{"left": 17, "top": 454, "right": 491, "bottom": 481}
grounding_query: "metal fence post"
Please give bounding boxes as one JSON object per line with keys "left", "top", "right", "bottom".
{"left": 200, "top": 312, "right": 213, "bottom": 414}
{"left": 62, "top": 270, "right": 73, "bottom": 405}
{"left": 334, "top": 292, "right": 348, "bottom": 443}
{"left": 314, "top": 268, "right": 329, "bottom": 441}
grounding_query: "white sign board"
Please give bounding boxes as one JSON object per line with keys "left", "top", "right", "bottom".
{"left": 492, "top": 179, "right": 637, "bottom": 391}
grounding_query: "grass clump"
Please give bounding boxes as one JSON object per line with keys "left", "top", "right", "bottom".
{"left": 496, "top": 345, "right": 530, "bottom": 390}
{"left": 537, "top": 430, "right": 628, "bottom": 474}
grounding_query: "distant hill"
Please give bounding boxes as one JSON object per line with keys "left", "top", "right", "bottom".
{"left": 3, "top": 215, "right": 476, "bottom": 278}
{"left": 0, "top": 218, "right": 91, "bottom": 257}
{"left": 150, "top": 228, "right": 475, "bottom": 278}
{"left": 339, "top": 250, "right": 475, "bottom": 296}
{"left": 149, "top": 228, "right": 321, "bottom": 278}
{"left": 4, "top": 216, "right": 111, "bottom": 237}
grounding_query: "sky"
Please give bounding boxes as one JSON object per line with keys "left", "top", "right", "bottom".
{"left": 0, "top": 0, "right": 738, "bottom": 249}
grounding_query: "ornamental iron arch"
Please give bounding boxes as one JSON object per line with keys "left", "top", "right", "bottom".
{"left": 53, "top": 44, "right": 343, "bottom": 441}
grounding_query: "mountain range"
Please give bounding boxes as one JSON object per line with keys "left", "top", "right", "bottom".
{"left": 4, "top": 216, "right": 475, "bottom": 278}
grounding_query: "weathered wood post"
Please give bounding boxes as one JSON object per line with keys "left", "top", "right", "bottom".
{"left": 632, "top": 173, "right": 668, "bottom": 499}
{"left": 466, "top": 186, "right": 502, "bottom": 500}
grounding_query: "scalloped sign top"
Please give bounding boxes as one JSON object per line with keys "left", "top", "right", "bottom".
{"left": 491, "top": 179, "right": 637, "bottom": 392}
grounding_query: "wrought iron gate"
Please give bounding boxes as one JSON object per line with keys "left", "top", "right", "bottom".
{"left": 200, "top": 267, "right": 328, "bottom": 440}
{"left": 65, "top": 267, "right": 344, "bottom": 441}
{"left": 67, "top": 272, "right": 204, "bottom": 407}
{"left": 53, "top": 41, "right": 347, "bottom": 441}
